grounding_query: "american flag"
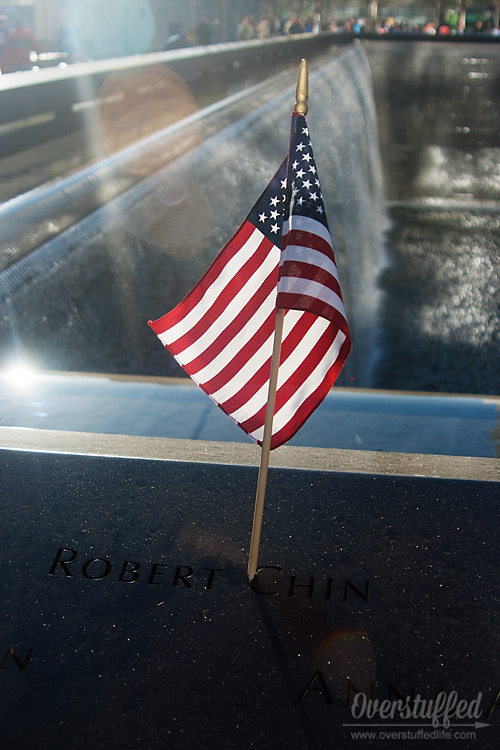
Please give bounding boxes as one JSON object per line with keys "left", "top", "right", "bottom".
{"left": 149, "top": 112, "right": 351, "bottom": 450}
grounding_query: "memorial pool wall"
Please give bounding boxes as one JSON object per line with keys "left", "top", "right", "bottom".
{"left": 1, "top": 39, "right": 499, "bottom": 396}
{"left": 0, "top": 45, "right": 386, "bottom": 387}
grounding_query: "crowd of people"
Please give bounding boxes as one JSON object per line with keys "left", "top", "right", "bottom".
{"left": 1, "top": 8, "right": 500, "bottom": 74}
{"left": 233, "top": 13, "right": 500, "bottom": 39}
{"left": 344, "top": 15, "right": 500, "bottom": 35}
{"left": 236, "top": 14, "right": 326, "bottom": 39}
{"left": 162, "top": 12, "right": 500, "bottom": 49}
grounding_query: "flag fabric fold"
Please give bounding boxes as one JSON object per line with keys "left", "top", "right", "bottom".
{"left": 149, "top": 112, "right": 351, "bottom": 450}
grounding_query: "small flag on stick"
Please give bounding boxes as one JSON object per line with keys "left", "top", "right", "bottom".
{"left": 149, "top": 60, "right": 351, "bottom": 580}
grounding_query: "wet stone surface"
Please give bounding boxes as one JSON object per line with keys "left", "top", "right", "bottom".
{"left": 365, "top": 42, "right": 500, "bottom": 395}
{"left": 376, "top": 205, "right": 500, "bottom": 394}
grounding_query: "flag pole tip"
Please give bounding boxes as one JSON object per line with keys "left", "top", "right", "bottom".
{"left": 294, "top": 58, "right": 308, "bottom": 116}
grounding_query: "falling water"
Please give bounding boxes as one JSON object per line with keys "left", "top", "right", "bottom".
{"left": 0, "top": 44, "right": 387, "bottom": 384}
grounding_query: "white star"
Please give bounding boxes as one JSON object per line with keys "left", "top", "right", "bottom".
{"left": 296, "top": 142, "right": 305, "bottom": 151}
{"left": 302, "top": 127, "right": 309, "bottom": 135}
{"left": 315, "top": 179, "right": 320, "bottom": 186}
{"left": 281, "top": 179, "right": 287, "bottom": 189}
{"left": 302, "top": 153, "right": 312, "bottom": 162}
{"left": 316, "top": 205, "right": 324, "bottom": 214}
{"left": 270, "top": 223, "right": 279, "bottom": 234}
{"left": 302, "top": 179, "right": 311, "bottom": 189}
{"left": 296, "top": 169, "right": 305, "bottom": 179}
{"left": 270, "top": 209, "right": 279, "bottom": 220}
{"left": 296, "top": 196, "right": 304, "bottom": 206}
{"left": 309, "top": 191, "right": 318, "bottom": 201}
{"left": 309, "top": 165, "right": 317, "bottom": 174}
{"left": 292, "top": 160, "right": 299, "bottom": 169}
{"left": 270, "top": 196, "right": 279, "bottom": 207}
{"left": 259, "top": 212, "right": 267, "bottom": 222}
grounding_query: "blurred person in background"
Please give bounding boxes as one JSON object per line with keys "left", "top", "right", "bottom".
{"left": 271, "top": 17, "right": 282, "bottom": 35}
{"left": 237, "top": 16, "right": 255, "bottom": 39}
{"left": 256, "top": 17, "right": 271, "bottom": 39}
{"left": 196, "top": 19, "right": 212, "bottom": 45}
{"left": 289, "top": 16, "right": 306, "bottom": 33}
{"left": 353, "top": 17, "right": 364, "bottom": 33}
{"left": 2, "top": 17, "right": 40, "bottom": 73}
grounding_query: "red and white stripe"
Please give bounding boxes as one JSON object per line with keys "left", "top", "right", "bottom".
{"left": 149, "top": 215, "right": 350, "bottom": 449}
{"left": 277, "top": 214, "right": 350, "bottom": 337}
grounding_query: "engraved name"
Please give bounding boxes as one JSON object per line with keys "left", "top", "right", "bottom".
{"left": 48, "top": 548, "right": 223, "bottom": 589}
{"left": 48, "top": 548, "right": 370, "bottom": 601}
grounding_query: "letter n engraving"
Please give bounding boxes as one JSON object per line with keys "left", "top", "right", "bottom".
{"left": 1, "top": 647, "right": 33, "bottom": 672}
{"left": 388, "top": 683, "right": 416, "bottom": 707}
{"left": 346, "top": 679, "right": 375, "bottom": 706}
{"left": 344, "top": 580, "right": 369, "bottom": 602}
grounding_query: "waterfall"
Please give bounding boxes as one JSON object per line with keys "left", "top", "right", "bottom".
{"left": 306, "top": 43, "right": 387, "bottom": 387}
{"left": 0, "top": 45, "right": 386, "bottom": 383}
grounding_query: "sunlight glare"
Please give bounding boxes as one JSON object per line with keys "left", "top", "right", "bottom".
{"left": 2, "top": 360, "right": 38, "bottom": 390}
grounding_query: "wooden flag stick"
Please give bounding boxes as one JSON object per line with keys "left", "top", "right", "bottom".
{"left": 247, "top": 307, "right": 285, "bottom": 582}
{"left": 247, "top": 59, "right": 309, "bottom": 583}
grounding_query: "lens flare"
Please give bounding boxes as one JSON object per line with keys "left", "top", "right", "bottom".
{"left": 2, "top": 360, "right": 38, "bottom": 390}
{"left": 313, "top": 629, "right": 376, "bottom": 699}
